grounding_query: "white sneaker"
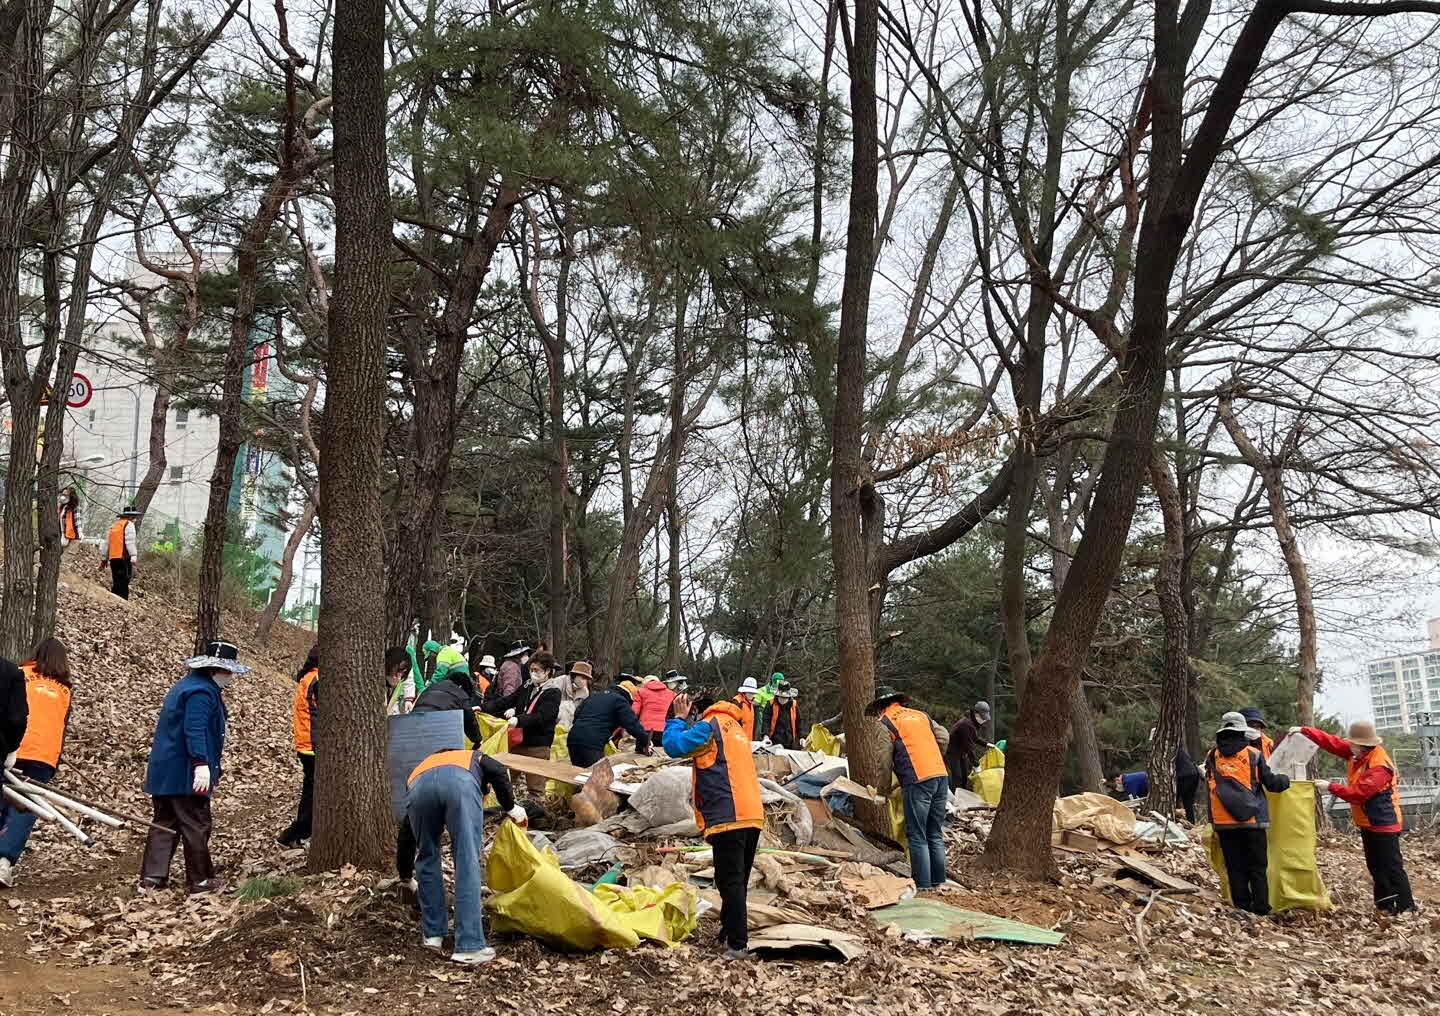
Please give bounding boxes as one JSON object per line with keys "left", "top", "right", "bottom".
{"left": 450, "top": 948, "right": 496, "bottom": 965}
{"left": 422, "top": 936, "right": 444, "bottom": 950}
{"left": 0, "top": 858, "right": 14, "bottom": 887}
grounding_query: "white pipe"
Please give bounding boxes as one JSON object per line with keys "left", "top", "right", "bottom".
{"left": 2, "top": 786, "right": 91, "bottom": 844}
{"left": 3, "top": 771, "right": 123, "bottom": 827}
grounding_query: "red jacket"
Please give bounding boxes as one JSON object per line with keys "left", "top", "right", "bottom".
{"left": 1303, "top": 726, "right": 1402, "bottom": 833}
{"left": 633, "top": 678, "right": 675, "bottom": 732}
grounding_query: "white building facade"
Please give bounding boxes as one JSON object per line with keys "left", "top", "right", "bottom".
{"left": 1367, "top": 619, "right": 1440, "bottom": 733}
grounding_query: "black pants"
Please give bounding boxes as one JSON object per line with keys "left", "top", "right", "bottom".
{"left": 710, "top": 826, "right": 761, "bottom": 950}
{"left": 110, "top": 557, "right": 132, "bottom": 599}
{"left": 397, "top": 820, "right": 416, "bottom": 880}
{"left": 278, "top": 753, "right": 315, "bottom": 845}
{"left": 568, "top": 742, "right": 606, "bottom": 768}
{"left": 1176, "top": 772, "right": 1200, "bottom": 824}
{"left": 1360, "top": 830, "right": 1415, "bottom": 915}
{"left": 140, "top": 795, "right": 214, "bottom": 891}
{"left": 1217, "top": 826, "right": 1270, "bottom": 915}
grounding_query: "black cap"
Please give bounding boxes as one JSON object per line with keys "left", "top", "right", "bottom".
{"left": 866, "top": 685, "right": 908, "bottom": 715}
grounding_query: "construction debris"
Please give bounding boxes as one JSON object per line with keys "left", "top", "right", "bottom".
{"left": 747, "top": 923, "right": 868, "bottom": 962}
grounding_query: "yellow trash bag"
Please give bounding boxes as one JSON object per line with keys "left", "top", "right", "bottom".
{"left": 1266, "top": 782, "right": 1331, "bottom": 912}
{"left": 888, "top": 788, "right": 906, "bottom": 842}
{"left": 475, "top": 712, "right": 509, "bottom": 806}
{"left": 970, "top": 767, "right": 1004, "bottom": 805}
{"left": 978, "top": 745, "right": 1005, "bottom": 771}
{"left": 486, "top": 821, "right": 700, "bottom": 950}
{"left": 1202, "top": 823, "right": 1232, "bottom": 903}
{"left": 546, "top": 725, "right": 575, "bottom": 800}
{"left": 804, "top": 723, "right": 842, "bottom": 756}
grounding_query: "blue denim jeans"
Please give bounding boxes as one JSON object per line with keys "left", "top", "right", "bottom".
{"left": 902, "top": 775, "right": 948, "bottom": 889}
{"left": 0, "top": 760, "right": 56, "bottom": 863}
{"left": 407, "top": 765, "right": 487, "bottom": 952}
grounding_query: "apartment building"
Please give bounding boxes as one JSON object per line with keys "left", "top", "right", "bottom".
{"left": 1367, "top": 618, "right": 1440, "bottom": 733}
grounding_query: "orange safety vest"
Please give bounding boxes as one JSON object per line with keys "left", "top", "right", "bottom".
{"left": 106, "top": 519, "right": 131, "bottom": 560}
{"left": 732, "top": 696, "right": 756, "bottom": 741}
{"left": 292, "top": 668, "right": 319, "bottom": 754}
{"left": 407, "top": 748, "right": 476, "bottom": 786}
{"left": 60, "top": 505, "right": 78, "bottom": 541}
{"left": 1206, "top": 746, "right": 1267, "bottom": 827}
{"left": 1349, "top": 745, "right": 1403, "bottom": 832}
{"left": 688, "top": 702, "right": 763, "bottom": 838}
{"left": 15, "top": 664, "right": 71, "bottom": 768}
{"left": 1257, "top": 733, "right": 1274, "bottom": 760}
{"left": 879, "top": 703, "right": 947, "bottom": 787}
{"left": 770, "top": 700, "right": 798, "bottom": 739}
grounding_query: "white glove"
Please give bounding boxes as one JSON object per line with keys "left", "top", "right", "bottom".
{"left": 192, "top": 764, "right": 211, "bottom": 794}
{"left": 3, "top": 751, "right": 15, "bottom": 770}
{"left": 507, "top": 717, "right": 519, "bottom": 728}
{"left": 1289, "top": 726, "right": 1303, "bottom": 734}
{"left": 504, "top": 709, "right": 516, "bottom": 720}
{"left": 507, "top": 805, "right": 528, "bottom": 825}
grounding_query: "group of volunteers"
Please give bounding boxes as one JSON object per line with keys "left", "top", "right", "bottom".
{"left": 0, "top": 615, "right": 1420, "bottom": 969}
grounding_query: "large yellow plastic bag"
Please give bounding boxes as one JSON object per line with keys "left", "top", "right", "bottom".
{"left": 476, "top": 712, "right": 510, "bottom": 806}
{"left": 486, "top": 820, "right": 699, "bottom": 950}
{"left": 888, "top": 789, "right": 906, "bottom": 842}
{"left": 546, "top": 725, "right": 575, "bottom": 800}
{"left": 978, "top": 745, "right": 1005, "bottom": 771}
{"left": 804, "top": 723, "right": 842, "bottom": 756}
{"left": 1266, "top": 782, "right": 1331, "bottom": 912}
{"left": 1202, "top": 823, "right": 1232, "bottom": 903}
{"left": 971, "top": 767, "right": 1004, "bottom": 805}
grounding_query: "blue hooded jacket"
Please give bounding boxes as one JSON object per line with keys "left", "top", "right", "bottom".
{"left": 144, "top": 671, "right": 227, "bottom": 797}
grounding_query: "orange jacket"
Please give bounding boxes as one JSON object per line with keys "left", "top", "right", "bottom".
{"left": 1304, "top": 728, "right": 1402, "bottom": 832}
{"left": 15, "top": 664, "right": 71, "bottom": 768}
{"left": 59, "top": 505, "right": 78, "bottom": 541}
{"left": 1257, "top": 732, "right": 1274, "bottom": 760}
{"left": 731, "top": 696, "right": 756, "bottom": 741}
{"left": 106, "top": 519, "right": 132, "bottom": 561}
{"left": 292, "top": 668, "right": 319, "bottom": 754}
{"left": 878, "top": 702, "right": 946, "bottom": 787}
{"left": 684, "top": 702, "right": 763, "bottom": 838}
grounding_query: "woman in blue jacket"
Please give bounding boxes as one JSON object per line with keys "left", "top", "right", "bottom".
{"left": 138, "top": 641, "right": 249, "bottom": 894}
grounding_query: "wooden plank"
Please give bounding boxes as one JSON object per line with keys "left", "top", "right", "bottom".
{"left": 1061, "top": 830, "right": 1100, "bottom": 853}
{"left": 491, "top": 752, "right": 588, "bottom": 786}
{"left": 1112, "top": 856, "right": 1200, "bottom": 894}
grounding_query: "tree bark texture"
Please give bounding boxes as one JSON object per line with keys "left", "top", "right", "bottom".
{"left": 1145, "top": 450, "right": 1188, "bottom": 821}
{"left": 830, "top": 0, "right": 886, "bottom": 830}
{"left": 310, "top": 0, "right": 393, "bottom": 873}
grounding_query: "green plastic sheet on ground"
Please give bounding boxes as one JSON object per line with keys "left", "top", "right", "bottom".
{"left": 804, "top": 723, "right": 842, "bottom": 756}
{"left": 870, "top": 899, "right": 1064, "bottom": 945}
{"left": 1266, "top": 781, "right": 1332, "bottom": 912}
{"left": 486, "top": 820, "right": 701, "bottom": 951}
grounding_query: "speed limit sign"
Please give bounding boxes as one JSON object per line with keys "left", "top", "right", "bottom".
{"left": 43, "top": 372, "right": 93, "bottom": 409}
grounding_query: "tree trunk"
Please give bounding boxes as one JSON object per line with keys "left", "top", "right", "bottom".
{"left": 256, "top": 497, "right": 315, "bottom": 645}
{"left": 310, "top": 0, "right": 393, "bottom": 873}
{"left": 830, "top": 0, "right": 886, "bottom": 831}
{"left": 132, "top": 385, "right": 172, "bottom": 518}
{"left": 1219, "top": 396, "right": 1319, "bottom": 726}
{"left": 999, "top": 469, "right": 1036, "bottom": 703}
{"left": 1069, "top": 687, "right": 1105, "bottom": 792}
{"left": 664, "top": 288, "right": 686, "bottom": 671}
{"left": 1145, "top": 450, "right": 1188, "bottom": 821}
{"left": 544, "top": 272, "right": 569, "bottom": 664}
{"left": 981, "top": 0, "right": 1290, "bottom": 879}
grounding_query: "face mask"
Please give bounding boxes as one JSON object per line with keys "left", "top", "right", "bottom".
{"left": 214, "top": 673, "right": 235, "bottom": 690}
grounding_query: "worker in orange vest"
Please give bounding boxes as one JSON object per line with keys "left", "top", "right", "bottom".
{"left": 870, "top": 686, "right": 951, "bottom": 890}
{"left": 100, "top": 506, "right": 141, "bottom": 599}
{"left": 0, "top": 639, "right": 73, "bottom": 888}
{"left": 1295, "top": 721, "right": 1414, "bottom": 914}
{"left": 665, "top": 692, "right": 764, "bottom": 960}
{"left": 732, "top": 677, "right": 760, "bottom": 741}
{"left": 1240, "top": 708, "right": 1275, "bottom": 759}
{"left": 58, "top": 488, "right": 81, "bottom": 549}
{"left": 405, "top": 748, "right": 526, "bottom": 965}
{"left": 1206, "top": 712, "right": 1291, "bottom": 915}
{"left": 278, "top": 646, "right": 319, "bottom": 848}
{"left": 768, "top": 683, "right": 801, "bottom": 749}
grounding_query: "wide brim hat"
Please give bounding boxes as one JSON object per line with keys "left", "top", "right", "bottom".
{"left": 570, "top": 661, "right": 594, "bottom": 680}
{"left": 866, "top": 686, "right": 907, "bottom": 715}
{"left": 477, "top": 654, "right": 498, "bottom": 671}
{"left": 505, "top": 641, "right": 532, "bottom": 659}
{"left": 1240, "top": 707, "right": 1267, "bottom": 728}
{"left": 120, "top": 507, "right": 143, "bottom": 518}
{"left": 185, "top": 640, "right": 251, "bottom": 676}
{"left": 737, "top": 677, "right": 760, "bottom": 695}
{"left": 1348, "top": 721, "right": 1384, "bottom": 747}
{"left": 1216, "top": 711, "right": 1248, "bottom": 735}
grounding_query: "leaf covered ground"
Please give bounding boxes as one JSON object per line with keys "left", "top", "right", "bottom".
{"left": 2, "top": 573, "right": 1438, "bottom": 1015}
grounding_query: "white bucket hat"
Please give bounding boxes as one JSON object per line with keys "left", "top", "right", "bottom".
{"left": 1216, "top": 711, "right": 1250, "bottom": 735}
{"left": 737, "top": 677, "right": 760, "bottom": 695}
{"left": 477, "top": 654, "right": 498, "bottom": 673}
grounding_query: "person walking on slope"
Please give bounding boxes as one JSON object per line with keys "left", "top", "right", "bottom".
{"left": 406, "top": 747, "right": 527, "bottom": 965}
{"left": 633, "top": 672, "right": 675, "bottom": 746}
{"left": 870, "top": 687, "right": 951, "bottom": 891}
{"left": 0, "top": 639, "right": 73, "bottom": 887}
{"left": 58, "top": 488, "right": 81, "bottom": 550}
{"left": 1294, "top": 721, "right": 1415, "bottom": 915}
{"left": 101, "top": 506, "right": 141, "bottom": 599}
{"left": 1206, "top": 712, "right": 1291, "bottom": 916}
{"left": 732, "top": 677, "right": 760, "bottom": 741}
{"left": 664, "top": 692, "right": 763, "bottom": 960}
{"left": 768, "top": 683, "right": 801, "bottom": 749}
{"left": 278, "top": 646, "right": 320, "bottom": 848}
{"left": 944, "top": 700, "right": 991, "bottom": 789}
{"left": 567, "top": 670, "right": 650, "bottom": 767}
{"left": 139, "top": 641, "right": 249, "bottom": 894}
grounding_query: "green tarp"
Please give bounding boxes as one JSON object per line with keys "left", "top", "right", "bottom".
{"left": 869, "top": 899, "right": 1065, "bottom": 946}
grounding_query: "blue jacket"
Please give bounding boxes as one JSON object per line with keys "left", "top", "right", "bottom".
{"left": 567, "top": 688, "right": 650, "bottom": 752}
{"left": 144, "top": 671, "right": 227, "bottom": 797}
{"left": 1118, "top": 771, "right": 1150, "bottom": 799}
{"left": 662, "top": 715, "right": 716, "bottom": 757}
